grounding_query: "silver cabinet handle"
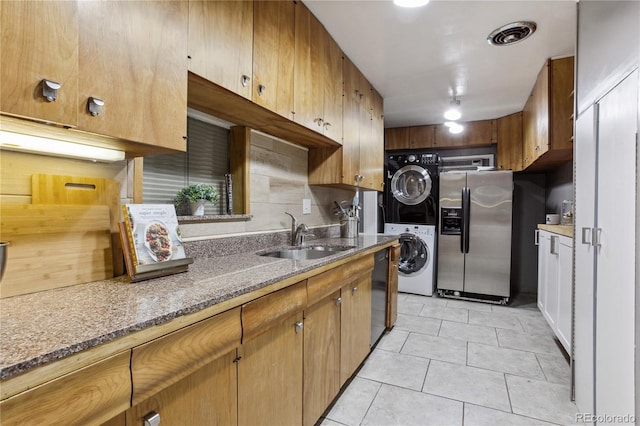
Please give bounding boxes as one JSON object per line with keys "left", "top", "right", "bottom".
{"left": 593, "top": 228, "right": 602, "bottom": 247}
{"left": 313, "top": 117, "right": 324, "bottom": 127}
{"left": 535, "top": 146, "right": 540, "bottom": 151}
{"left": 534, "top": 229, "right": 540, "bottom": 246}
{"left": 87, "top": 97, "right": 104, "bottom": 116}
{"left": 295, "top": 321, "right": 303, "bottom": 334}
{"left": 143, "top": 411, "right": 160, "bottom": 426}
{"left": 257, "top": 84, "right": 266, "bottom": 96}
{"left": 550, "top": 236, "right": 558, "bottom": 255}
{"left": 42, "top": 79, "right": 61, "bottom": 102}
{"left": 352, "top": 287, "right": 358, "bottom": 295}
{"left": 336, "top": 297, "right": 342, "bottom": 306}
{"left": 581, "top": 227, "right": 592, "bottom": 246}
{"left": 241, "top": 75, "right": 250, "bottom": 87}
{"left": 324, "top": 122, "right": 331, "bottom": 130}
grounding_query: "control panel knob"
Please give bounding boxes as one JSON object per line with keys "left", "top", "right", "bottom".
{"left": 408, "top": 154, "right": 416, "bottom": 162}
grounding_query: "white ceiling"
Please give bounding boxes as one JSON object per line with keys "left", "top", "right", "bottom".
{"left": 304, "top": 0, "right": 577, "bottom": 128}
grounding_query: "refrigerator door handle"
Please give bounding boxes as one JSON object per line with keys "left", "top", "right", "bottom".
{"left": 463, "top": 187, "right": 471, "bottom": 254}
{"left": 460, "top": 187, "right": 465, "bottom": 254}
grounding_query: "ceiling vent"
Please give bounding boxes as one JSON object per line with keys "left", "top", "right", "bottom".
{"left": 487, "top": 21, "right": 537, "bottom": 46}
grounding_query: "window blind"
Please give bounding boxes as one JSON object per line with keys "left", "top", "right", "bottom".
{"left": 143, "top": 117, "right": 230, "bottom": 215}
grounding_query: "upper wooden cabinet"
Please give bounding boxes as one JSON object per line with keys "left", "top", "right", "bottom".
{"left": 308, "top": 56, "right": 384, "bottom": 191}
{"left": 522, "top": 56, "right": 574, "bottom": 170}
{"left": 252, "top": 1, "right": 295, "bottom": 120}
{"left": 434, "top": 119, "right": 495, "bottom": 148}
{"left": 294, "top": 3, "right": 343, "bottom": 143}
{"left": 385, "top": 125, "right": 435, "bottom": 150}
{"left": 497, "top": 112, "right": 523, "bottom": 171}
{"left": 78, "top": 1, "right": 188, "bottom": 151}
{"left": 1, "top": 1, "right": 79, "bottom": 127}
{"left": 188, "top": 0, "right": 253, "bottom": 100}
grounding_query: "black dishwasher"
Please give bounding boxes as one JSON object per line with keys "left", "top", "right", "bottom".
{"left": 371, "top": 248, "right": 389, "bottom": 346}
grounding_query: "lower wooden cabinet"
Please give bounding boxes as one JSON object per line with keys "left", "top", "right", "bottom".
{"left": 386, "top": 244, "right": 400, "bottom": 328}
{"left": 238, "top": 312, "right": 304, "bottom": 426}
{"left": 0, "top": 351, "right": 131, "bottom": 426}
{"left": 303, "top": 291, "right": 341, "bottom": 426}
{"left": 340, "top": 274, "right": 372, "bottom": 385}
{"left": 127, "top": 350, "right": 237, "bottom": 426}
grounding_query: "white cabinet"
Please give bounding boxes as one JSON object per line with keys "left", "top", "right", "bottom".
{"left": 536, "top": 229, "right": 572, "bottom": 353}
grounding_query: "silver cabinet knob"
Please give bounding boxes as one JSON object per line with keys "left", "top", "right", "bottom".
{"left": 241, "top": 75, "right": 250, "bottom": 87}
{"left": 295, "top": 321, "right": 304, "bottom": 334}
{"left": 336, "top": 297, "right": 342, "bottom": 306}
{"left": 313, "top": 117, "right": 324, "bottom": 127}
{"left": 143, "top": 411, "right": 160, "bottom": 426}
{"left": 257, "top": 84, "right": 266, "bottom": 96}
{"left": 87, "top": 97, "right": 104, "bottom": 116}
{"left": 42, "top": 79, "right": 61, "bottom": 102}
{"left": 352, "top": 287, "right": 358, "bottom": 295}
{"left": 324, "top": 122, "right": 331, "bottom": 130}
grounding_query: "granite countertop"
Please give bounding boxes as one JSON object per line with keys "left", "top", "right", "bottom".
{"left": 537, "top": 224, "right": 574, "bottom": 238}
{"left": 0, "top": 235, "right": 397, "bottom": 381}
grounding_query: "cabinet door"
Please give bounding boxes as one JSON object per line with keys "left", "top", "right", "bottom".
{"left": 410, "top": 125, "right": 435, "bottom": 149}
{"left": 252, "top": 0, "right": 294, "bottom": 120}
{"left": 523, "top": 62, "right": 549, "bottom": 167}
{"left": 434, "top": 120, "right": 493, "bottom": 148}
{"left": 342, "top": 56, "right": 361, "bottom": 186}
{"left": 549, "top": 56, "right": 574, "bottom": 151}
{"left": 293, "top": 3, "right": 324, "bottom": 133}
{"left": 497, "top": 112, "right": 523, "bottom": 171}
{"left": 543, "top": 235, "right": 559, "bottom": 331}
{"left": 0, "top": 1, "right": 78, "bottom": 127}
{"left": 360, "top": 87, "right": 383, "bottom": 191}
{"left": 385, "top": 127, "right": 411, "bottom": 151}
{"left": 238, "top": 312, "right": 304, "bottom": 426}
{"left": 127, "top": 350, "right": 237, "bottom": 426}
{"left": 340, "top": 275, "right": 372, "bottom": 385}
{"left": 386, "top": 244, "right": 400, "bottom": 328}
{"left": 78, "top": 1, "right": 188, "bottom": 151}
{"left": 556, "top": 238, "right": 573, "bottom": 353}
{"left": 321, "top": 30, "right": 343, "bottom": 143}
{"left": 189, "top": 0, "right": 253, "bottom": 100}
{"left": 303, "top": 292, "right": 341, "bottom": 426}
{"left": 537, "top": 231, "right": 549, "bottom": 314}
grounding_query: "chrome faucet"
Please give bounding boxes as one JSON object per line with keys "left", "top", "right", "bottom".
{"left": 285, "top": 212, "right": 314, "bottom": 246}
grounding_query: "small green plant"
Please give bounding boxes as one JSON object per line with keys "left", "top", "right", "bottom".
{"left": 174, "top": 183, "right": 219, "bottom": 206}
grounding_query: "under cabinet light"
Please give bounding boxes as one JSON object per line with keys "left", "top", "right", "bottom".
{"left": 0, "top": 130, "right": 125, "bottom": 162}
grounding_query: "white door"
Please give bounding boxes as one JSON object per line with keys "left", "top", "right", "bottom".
{"left": 595, "top": 70, "right": 638, "bottom": 419}
{"left": 574, "top": 105, "right": 596, "bottom": 414}
{"left": 537, "top": 231, "right": 550, "bottom": 314}
{"left": 544, "top": 235, "right": 559, "bottom": 331}
{"left": 556, "top": 237, "right": 573, "bottom": 354}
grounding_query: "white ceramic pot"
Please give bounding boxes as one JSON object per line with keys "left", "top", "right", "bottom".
{"left": 190, "top": 199, "right": 207, "bottom": 216}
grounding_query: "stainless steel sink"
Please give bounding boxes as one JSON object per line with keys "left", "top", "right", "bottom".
{"left": 259, "top": 245, "right": 355, "bottom": 260}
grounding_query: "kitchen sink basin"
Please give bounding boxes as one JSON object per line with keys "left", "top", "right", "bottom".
{"left": 259, "top": 245, "right": 355, "bottom": 260}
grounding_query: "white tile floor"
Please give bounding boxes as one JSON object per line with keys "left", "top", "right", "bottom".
{"left": 322, "top": 293, "right": 579, "bottom": 426}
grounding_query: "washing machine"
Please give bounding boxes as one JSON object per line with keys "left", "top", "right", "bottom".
{"left": 384, "top": 223, "right": 436, "bottom": 296}
{"left": 384, "top": 152, "right": 439, "bottom": 225}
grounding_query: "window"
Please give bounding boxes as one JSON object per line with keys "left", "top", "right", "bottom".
{"left": 143, "top": 114, "right": 230, "bottom": 216}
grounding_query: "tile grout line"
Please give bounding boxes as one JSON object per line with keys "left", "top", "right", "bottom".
{"left": 358, "top": 380, "right": 384, "bottom": 426}
{"left": 503, "top": 372, "right": 514, "bottom": 414}
{"left": 534, "top": 353, "right": 551, "bottom": 382}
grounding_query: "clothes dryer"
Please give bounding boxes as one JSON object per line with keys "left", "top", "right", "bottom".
{"left": 384, "top": 223, "right": 436, "bottom": 296}
{"left": 384, "top": 152, "right": 439, "bottom": 225}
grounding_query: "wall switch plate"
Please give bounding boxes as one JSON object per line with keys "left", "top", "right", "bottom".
{"left": 302, "top": 198, "right": 311, "bottom": 215}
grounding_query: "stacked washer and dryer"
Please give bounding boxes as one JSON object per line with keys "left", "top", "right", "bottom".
{"left": 383, "top": 152, "right": 439, "bottom": 296}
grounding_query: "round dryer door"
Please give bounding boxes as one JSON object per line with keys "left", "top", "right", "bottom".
{"left": 390, "top": 165, "right": 433, "bottom": 206}
{"left": 398, "top": 233, "right": 430, "bottom": 275}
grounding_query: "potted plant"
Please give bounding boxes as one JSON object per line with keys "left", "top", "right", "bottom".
{"left": 174, "top": 183, "right": 219, "bottom": 216}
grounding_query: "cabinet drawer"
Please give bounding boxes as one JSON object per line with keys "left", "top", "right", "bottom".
{"left": 242, "top": 281, "right": 307, "bottom": 342}
{"left": 0, "top": 351, "right": 131, "bottom": 426}
{"left": 307, "top": 255, "right": 374, "bottom": 305}
{"left": 131, "top": 307, "right": 241, "bottom": 405}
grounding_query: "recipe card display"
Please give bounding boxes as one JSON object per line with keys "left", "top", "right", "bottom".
{"left": 122, "top": 204, "right": 186, "bottom": 267}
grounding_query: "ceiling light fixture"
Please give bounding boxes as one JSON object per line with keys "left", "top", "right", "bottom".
{"left": 448, "top": 123, "right": 464, "bottom": 134}
{"left": 443, "top": 96, "right": 462, "bottom": 121}
{"left": 0, "top": 131, "right": 125, "bottom": 162}
{"left": 393, "top": 0, "right": 429, "bottom": 8}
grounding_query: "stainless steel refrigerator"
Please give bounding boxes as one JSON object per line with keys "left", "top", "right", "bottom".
{"left": 437, "top": 170, "right": 513, "bottom": 302}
